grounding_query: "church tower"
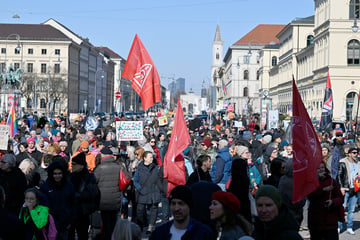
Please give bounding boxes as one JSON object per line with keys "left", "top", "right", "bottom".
{"left": 211, "top": 24, "right": 223, "bottom": 86}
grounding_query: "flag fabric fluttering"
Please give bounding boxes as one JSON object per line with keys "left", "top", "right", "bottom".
{"left": 122, "top": 34, "right": 161, "bottom": 110}
{"left": 319, "top": 73, "right": 333, "bottom": 131}
{"left": 163, "top": 99, "right": 191, "bottom": 197}
{"left": 222, "top": 80, "right": 227, "bottom": 96}
{"left": 6, "top": 104, "right": 18, "bottom": 137}
{"left": 292, "top": 76, "right": 321, "bottom": 203}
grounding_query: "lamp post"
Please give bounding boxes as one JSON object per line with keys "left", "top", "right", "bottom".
{"left": 4, "top": 33, "right": 21, "bottom": 71}
{"left": 352, "top": 6, "right": 359, "bottom": 33}
{"left": 94, "top": 69, "right": 104, "bottom": 113}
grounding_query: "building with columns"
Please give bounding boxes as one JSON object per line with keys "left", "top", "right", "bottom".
{"left": 214, "top": 0, "right": 360, "bottom": 122}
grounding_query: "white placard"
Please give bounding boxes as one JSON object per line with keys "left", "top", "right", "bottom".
{"left": 268, "top": 110, "right": 279, "bottom": 130}
{"left": 0, "top": 125, "right": 9, "bottom": 150}
{"left": 116, "top": 121, "right": 143, "bottom": 141}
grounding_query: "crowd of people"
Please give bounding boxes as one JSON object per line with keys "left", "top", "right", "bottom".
{"left": 0, "top": 111, "right": 359, "bottom": 240}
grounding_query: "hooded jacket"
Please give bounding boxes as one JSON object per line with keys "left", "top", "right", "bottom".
{"left": 40, "top": 161, "right": 76, "bottom": 231}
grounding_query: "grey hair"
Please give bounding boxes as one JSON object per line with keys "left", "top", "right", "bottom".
{"left": 19, "top": 159, "right": 36, "bottom": 175}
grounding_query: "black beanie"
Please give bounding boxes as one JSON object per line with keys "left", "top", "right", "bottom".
{"left": 72, "top": 152, "right": 87, "bottom": 166}
{"left": 169, "top": 185, "right": 192, "bottom": 207}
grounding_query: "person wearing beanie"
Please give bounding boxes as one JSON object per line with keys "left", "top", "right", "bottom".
{"left": 150, "top": 185, "right": 214, "bottom": 240}
{"left": 197, "top": 138, "right": 217, "bottom": 164}
{"left": 211, "top": 138, "right": 232, "bottom": 190}
{"left": 26, "top": 137, "right": 43, "bottom": 166}
{"left": 0, "top": 154, "right": 27, "bottom": 215}
{"left": 242, "top": 130, "right": 252, "bottom": 141}
{"left": 210, "top": 191, "right": 253, "bottom": 239}
{"left": 262, "top": 134, "right": 272, "bottom": 145}
{"left": 254, "top": 185, "right": 303, "bottom": 240}
{"left": 69, "top": 152, "right": 100, "bottom": 240}
{"left": 69, "top": 140, "right": 96, "bottom": 172}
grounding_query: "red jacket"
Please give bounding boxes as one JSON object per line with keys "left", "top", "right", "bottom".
{"left": 308, "top": 175, "right": 344, "bottom": 231}
{"left": 152, "top": 145, "right": 162, "bottom": 167}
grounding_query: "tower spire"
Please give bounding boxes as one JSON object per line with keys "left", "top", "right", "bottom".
{"left": 214, "top": 24, "right": 222, "bottom": 42}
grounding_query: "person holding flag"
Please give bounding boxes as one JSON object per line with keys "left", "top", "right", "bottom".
{"left": 6, "top": 104, "right": 18, "bottom": 138}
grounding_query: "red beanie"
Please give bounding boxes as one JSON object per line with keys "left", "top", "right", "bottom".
{"left": 212, "top": 191, "right": 240, "bottom": 212}
{"left": 202, "top": 138, "right": 212, "bottom": 148}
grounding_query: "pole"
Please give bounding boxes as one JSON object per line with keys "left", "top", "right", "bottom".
{"left": 356, "top": 92, "right": 360, "bottom": 132}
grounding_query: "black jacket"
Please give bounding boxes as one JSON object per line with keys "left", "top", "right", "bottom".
{"left": 254, "top": 205, "right": 302, "bottom": 240}
{"left": 150, "top": 218, "right": 215, "bottom": 240}
{"left": 337, "top": 158, "right": 360, "bottom": 191}
{"left": 187, "top": 167, "right": 212, "bottom": 185}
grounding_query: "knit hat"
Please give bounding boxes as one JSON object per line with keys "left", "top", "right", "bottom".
{"left": 202, "top": 138, "right": 212, "bottom": 148}
{"left": 255, "top": 185, "right": 282, "bottom": 209}
{"left": 59, "top": 141, "right": 68, "bottom": 147}
{"left": 1, "top": 154, "right": 16, "bottom": 167}
{"left": 72, "top": 152, "right": 87, "bottom": 166}
{"left": 80, "top": 141, "right": 89, "bottom": 149}
{"left": 265, "top": 145, "right": 277, "bottom": 156}
{"left": 101, "top": 147, "right": 113, "bottom": 155}
{"left": 262, "top": 134, "right": 272, "bottom": 144}
{"left": 79, "top": 128, "right": 86, "bottom": 134}
{"left": 212, "top": 191, "right": 240, "bottom": 212}
{"left": 255, "top": 134, "right": 263, "bottom": 140}
{"left": 169, "top": 185, "right": 192, "bottom": 207}
{"left": 272, "top": 132, "right": 282, "bottom": 141}
{"left": 335, "top": 130, "right": 343, "bottom": 137}
{"left": 218, "top": 139, "right": 228, "bottom": 149}
{"left": 27, "top": 137, "right": 36, "bottom": 144}
{"left": 242, "top": 131, "right": 252, "bottom": 141}
{"left": 237, "top": 145, "right": 248, "bottom": 156}
{"left": 94, "top": 128, "right": 102, "bottom": 135}
{"left": 321, "top": 143, "right": 331, "bottom": 151}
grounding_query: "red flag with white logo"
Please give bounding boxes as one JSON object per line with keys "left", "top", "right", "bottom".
{"left": 292, "top": 76, "right": 321, "bottom": 203}
{"left": 122, "top": 34, "right": 161, "bottom": 110}
{"left": 164, "top": 99, "right": 190, "bottom": 196}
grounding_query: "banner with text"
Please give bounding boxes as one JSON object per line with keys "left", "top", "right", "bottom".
{"left": 116, "top": 121, "right": 143, "bottom": 141}
{"left": 0, "top": 125, "right": 9, "bottom": 150}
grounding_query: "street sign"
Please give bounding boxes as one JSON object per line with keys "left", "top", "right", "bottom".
{"left": 115, "top": 92, "right": 121, "bottom": 99}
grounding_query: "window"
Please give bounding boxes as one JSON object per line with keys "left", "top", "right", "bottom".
{"left": 55, "top": 49, "right": 60, "bottom": 55}
{"left": 14, "top": 63, "right": 20, "bottom": 70}
{"left": 28, "top": 48, "right": 33, "bottom": 54}
{"left": 216, "top": 53, "right": 219, "bottom": 60}
{"left": 54, "top": 64, "right": 60, "bottom": 73}
{"left": 348, "top": 39, "right": 360, "bottom": 65}
{"left": 243, "top": 87, "right": 249, "bottom": 97}
{"left": 40, "top": 82, "right": 46, "bottom": 91}
{"left": 272, "top": 56, "right": 277, "bottom": 66}
{"left": 350, "top": 0, "right": 360, "bottom": 19}
{"left": 256, "top": 70, "right": 260, "bottom": 80}
{"left": 243, "top": 55, "right": 250, "bottom": 64}
{"left": 244, "top": 70, "right": 249, "bottom": 80}
{"left": 41, "top": 63, "right": 47, "bottom": 73}
{"left": 27, "top": 82, "right": 33, "bottom": 91}
{"left": 1, "top": 48, "right": 6, "bottom": 54}
{"left": 15, "top": 48, "right": 20, "bottom": 54}
{"left": 41, "top": 49, "right": 47, "bottom": 55}
{"left": 27, "top": 63, "right": 33, "bottom": 73}
{"left": 27, "top": 98, "right": 32, "bottom": 108}
{"left": 0, "top": 63, "right": 5, "bottom": 72}
{"left": 307, "top": 35, "right": 314, "bottom": 46}
{"left": 40, "top": 99, "right": 46, "bottom": 108}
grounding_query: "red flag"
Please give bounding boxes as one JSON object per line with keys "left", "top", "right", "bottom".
{"left": 292, "top": 76, "right": 321, "bottom": 203}
{"left": 122, "top": 34, "right": 161, "bottom": 110}
{"left": 164, "top": 99, "right": 190, "bottom": 196}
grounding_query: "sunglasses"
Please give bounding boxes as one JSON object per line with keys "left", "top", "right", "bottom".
{"left": 150, "top": 141, "right": 155, "bottom": 143}
{"left": 351, "top": 152, "right": 358, "bottom": 154}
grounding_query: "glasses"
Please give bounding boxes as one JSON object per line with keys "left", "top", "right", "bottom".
{"left": 228, "top": 137, "right": 233, "bottom": 139}
{"left": 145, "top": 128, "right": 149, "bottom": 130}
{"left": 150, "top": 141, "right": 155, "bottom": 143}
{"left": 351, "top": 152, "right": 358, "bottom": 154}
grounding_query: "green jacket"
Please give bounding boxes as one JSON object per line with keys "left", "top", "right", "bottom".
{"left": 20, "top": 204, "right": 49, "bottom": 239}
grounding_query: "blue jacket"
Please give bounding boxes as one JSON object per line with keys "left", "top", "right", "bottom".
{"left": 248, "top": 164, "right": 261, "bottom": 187}
{"left": 211, "top": 147, "right": 232, "bottom": 184}
{"left": 149, "top": 218, "right": 215, "bottom": 240}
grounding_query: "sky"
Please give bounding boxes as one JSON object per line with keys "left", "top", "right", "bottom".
{"left": 1, "top": 0, "right": 314, "bottom": 94}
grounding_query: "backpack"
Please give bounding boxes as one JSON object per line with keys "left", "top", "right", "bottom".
{"left": 42, "top": 213, "right": 57, "bottom": 240}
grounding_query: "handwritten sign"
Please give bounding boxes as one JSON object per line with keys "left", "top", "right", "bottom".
{"left": 0, "top": 125, "right": 9, "bottom": 150}
{"left": 116, "top": 121, "right": 143, "bottom": 141}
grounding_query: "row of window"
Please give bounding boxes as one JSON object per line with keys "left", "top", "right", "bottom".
{"left": 0, "top": 62, "right": 60, "bottom": 74}
{"left": 0, "top": 48, "right": 60, "bottom": 56}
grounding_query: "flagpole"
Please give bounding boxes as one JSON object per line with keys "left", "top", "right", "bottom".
{"left": 356, "top": 91, "right": 360, "bottom": 132}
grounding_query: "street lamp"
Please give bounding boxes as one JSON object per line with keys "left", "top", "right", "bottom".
{"left": 94, "top": 69, "right": 104, "bottom": 113}
{"left": 352, "top": 9, "right": 359, "bottom": 33}
{"left": 4, "top": 33, "right": 21, "bottom": 70}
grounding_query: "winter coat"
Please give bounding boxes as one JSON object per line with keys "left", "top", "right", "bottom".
{"left": 133, "top": 161, "right": 161, "bottom": 204}
{"left": 254, "top": 205, "right": 302, "bottom": 240}
{"left": 0, "top": 167, "right": 27, "bottom": 215}
{"left": 94, "top": 155, "right": 122, "bottom": 211}
{"left": 187, "top": 167, "right": 212, "bottom": 186}
{"left": 39, "top": 161, "right": 76, "bottom": 232}
{"left": 71, "top": 167, "right": 100, "bottom": 216}
{"left": 149, "top": 218, "right": 215, "bottom": 240}
{"left": 220, "top": 224, "right": 247, "bottom": 240}
{"left": 248, "top": 163, "right": 261, "bottom": 187}
{"left": 0, "top": 207, "right": 25, "bottom": 240}
{"left": 211, "top": 147, "right": 232, "bottom": 184}
{"left": 278, "top": 160, "right": 305, "bottom": 225}
{"left": 337, "top": 157, "right": 360, "bottom": 191}
{"left": 27, "top": 149, "right": 43, "bottom": 166}
{"left": 308, "top": 175, "right": 344, "bottom": 231}
{"left": 228, "top": 156, "right": 251, "bottom": 222}
{"left": 19, "top": 205, "right": 49, "bottom": 240}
